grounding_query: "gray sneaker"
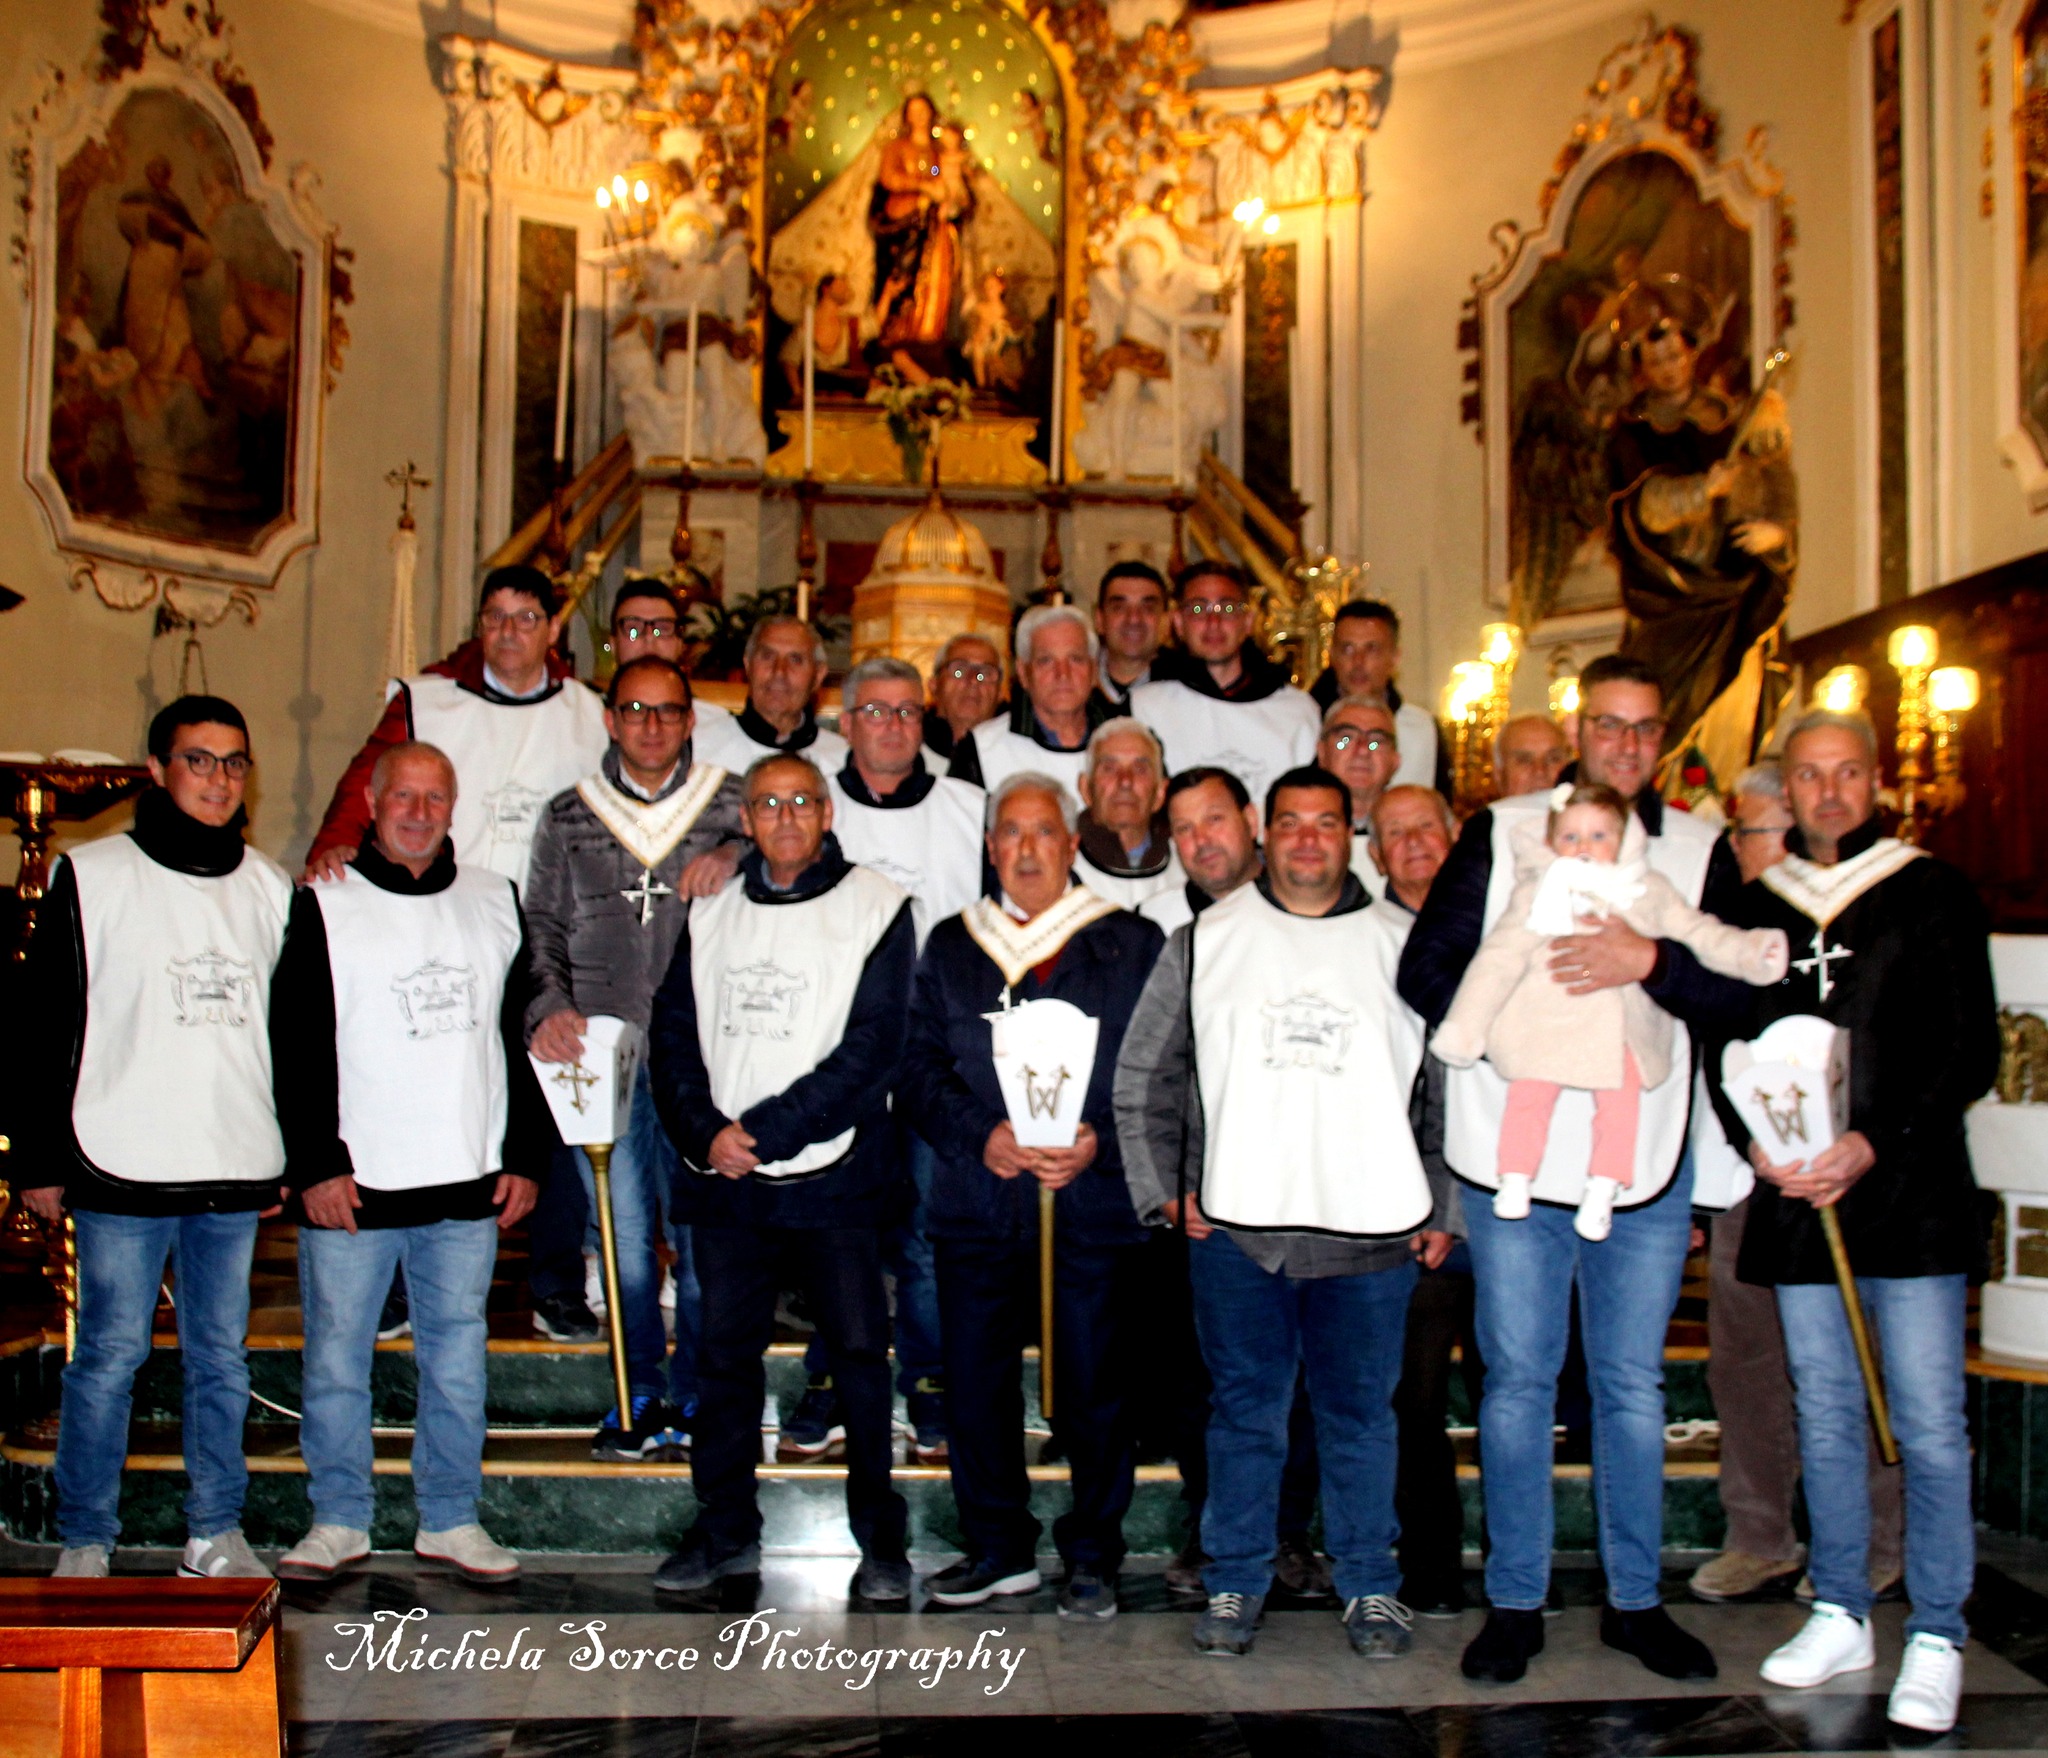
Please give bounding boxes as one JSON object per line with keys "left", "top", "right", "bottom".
{"left": 278, "top": 1524, "right": 371, "bottom": 1581}
{"left": 53, "top": 1545, "right": 109, "bottom": 1578}
{"left": 1192, "top": 1590, "right": 1264, "bottom": 1656}
{"left": 180, "top": 1530, "right": 272, "bottom": 1579}
{"left": 852, "top": 1554, "right": 914, "bottom": 1602}
{"left": 414, "top": 1524, "right": 520, "bottom": 1583}
{"left": 1056, "top": 1569, "right": 1118, "bottom": 1620}
{"left": 1344, "top": 1594, "right": 1414, "bottom": 1659}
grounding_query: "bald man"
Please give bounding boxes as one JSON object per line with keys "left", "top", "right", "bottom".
{"left": 1493, "top": 715, "right": 1571, "bottom": 799}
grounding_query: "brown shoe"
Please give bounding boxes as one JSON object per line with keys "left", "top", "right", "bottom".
{"left": 1689, "top": 1549, "right": 1804, "bottom": 1602}
{"left": 1272, "top": 1535, "right": 1336, "bottom": 1602}
{"left": 1165, "top": 1547, "right": 1207, "bottom": 1596}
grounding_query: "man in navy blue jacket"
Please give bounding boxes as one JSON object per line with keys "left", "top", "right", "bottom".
{"left": 898, "top": 771, "right": 1164, "bottom": 1619}
{"left": 648, "top": 752, "right": 918, "bottom": 1601}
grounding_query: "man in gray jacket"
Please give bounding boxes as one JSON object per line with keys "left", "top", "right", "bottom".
{"left": 525, "top": 656, "right": 746, "bottom": 1458}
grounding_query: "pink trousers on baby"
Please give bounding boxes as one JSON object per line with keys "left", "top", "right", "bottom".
{"left": 1498, "top": 1051, "right": 1643, "bottom": 1187}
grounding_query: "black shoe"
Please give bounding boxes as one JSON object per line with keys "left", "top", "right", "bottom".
{"left": 591, "top": 1395, "right": 688, "bottom": 1461}
{"left": 1272, "top": 1535, "right": 1336, "bottom": 1603}
{"left": 777, "top": 1375, "right": 845, "bottom": 1460}
{"left": 532, "top": 1293, "right": 601, "bottom": 1343}
{"left": 923, "top": 1556, "right": 1041, "bottom": 1606}
{"left": 852, "top": 1553, "right": 913, "bottom": 1602}
{"left": 1402, "top": 1575, "right": 1467, "bottom": 1619}
{"left": 653, "top": 1533, "right": 760, "bottom": 1594}
{"left": 1600, "top": 1604, "right": 1718, "bottom": 1680}
{"left": 1056, "top": 1569, "right": 1118, "bottom": 1621}
{"left": 1461, "top": 1607, "right": 1546, "bottom": 1683}
{"left": 905, "top": 1377, "right": 948, "bottom": 1463}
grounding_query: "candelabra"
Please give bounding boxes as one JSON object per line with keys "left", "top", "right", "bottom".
{"left": 1861, "top": 626, "right": 1977, "bottom": 843}
{"left": 1813, "top": 664, "right": 1870, "bottom": 714}
{"left": 1441, "top": 659, "right": 1498, "bottom": 812}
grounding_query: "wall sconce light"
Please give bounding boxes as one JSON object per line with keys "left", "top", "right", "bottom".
{"left": 1547, "top": 674, "right": 1580, "bottom": 722}
{"left": 1442, "top": 658, "right": 1499, "bottom": 811}
{"left": 1813, "top": 664, "right": 1870, "bottom": 714}
{"left": 1885, "top": 625, "right": 1974, "bottom": 841}
{"left": 1928, "top": 664, "right": 1980, "bottom": 815}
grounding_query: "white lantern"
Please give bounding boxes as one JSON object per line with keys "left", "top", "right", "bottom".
{"left": 531, "top": 1015, "right": 644, "bottom": 1147}
{"left": 986, "top": 997, "right": 1098, "bottom": 1149}
{"left": 1721, "top": 1015, "right": 1850, "bottom": 1160}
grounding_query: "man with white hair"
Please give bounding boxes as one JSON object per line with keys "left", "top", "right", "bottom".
{"left": 899, "top": 771, "right": 1164, "bottom": 1618}
{"left": 949, "top": 603, "right": 1108, "bottom": 797}
{"left": 1318, "top": 694, "right": 1402, "bottom": 897}
{"left": 1075, "top": 717, "right": 1184, "bottom": 908}
{"left": 1131, "top": 561, "right": 1319, "bottom": 808}
{"left": 691, "top": 615, "right": 849, "bottom": 776}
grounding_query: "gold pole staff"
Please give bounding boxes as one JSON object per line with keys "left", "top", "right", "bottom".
{"left": 1818, "top": 1203, "right": 1899, "bottom": 1466}
{"left": 586, "top": 1142, "right": 634, "bottom": 1432}
{"left": 1039, "top": 1183, "right": 1055, "bottom": 1422}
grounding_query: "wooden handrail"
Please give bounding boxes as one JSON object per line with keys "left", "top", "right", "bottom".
{"left": 1192, "top": 486, "right": 1291, "bottom": 596}
{"left": 479, "top": 432, "right": 635, "bottom": 572}
{"left": 1199, "top": 449, "right": 1300, "bottom": 560}
{"left": 555, "top": 483, "right": 647, "bottom": 626}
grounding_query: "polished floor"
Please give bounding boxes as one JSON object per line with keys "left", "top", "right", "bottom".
{"left": 15, "top": 1539, "right": 2046, "bottom": 1757}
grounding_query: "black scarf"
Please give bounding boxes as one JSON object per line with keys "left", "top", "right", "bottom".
{"left": 1785, "top": 814, "right": 1884, "bottom": 864}
{"left": 1253, "top": 870, "right": 1369, "bottom": 919}
{"left": 1078, "top": 808, "right": 1171, "bottom": 878}
{"left": 129, "top": 787, "right": 247, "bottom": 877}
{"left": 739, "top": 700, "right": 820, "bottom": 753}
{"left": 1163, "top": 643, "right": 1296, "bottom": 705}
{"left": 350, "top": 838, "right": 459, "bottom": 895}
{"left": 602, "top": 743, "right": 693, "bottom": 802}
{"left": 838, "top": 755, "right": 936, "bottom": 810}
{"left": 740, "top": 831, "right": 852, "bottom": 904}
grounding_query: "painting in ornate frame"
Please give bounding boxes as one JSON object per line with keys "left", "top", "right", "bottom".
{"left": 1996, "top": 0, "right": 2048, "bottom": 510}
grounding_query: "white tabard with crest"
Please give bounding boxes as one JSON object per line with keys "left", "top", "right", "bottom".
{"left": 65, "top": 833, "right": 292, "bottom": 1186}
{"left": 688, "top": 864, "right": 907, "bottom": 1177}
{"left": 1190, "top": 883, "right": 1432, "bottom": 1238}
{"left": 403, "top": 674, "right": 610, "bottom": 893}
{"left": 313, "top": 864, "right": 522, "bottom": 1191}
{"left": 1442, "top": 792, "right": 1719, "bottom": 1206}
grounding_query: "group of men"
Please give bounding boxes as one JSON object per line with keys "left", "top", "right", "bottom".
{"left": 12, "top": 554, "right": 1996, "bottom": 1734}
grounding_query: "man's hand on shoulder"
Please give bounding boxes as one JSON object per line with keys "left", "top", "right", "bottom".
{"left": 680, "top": 843, "right": 743, "bottom": 898}
{"left": 304, "top": 846, "right": 356, "bottom": 884}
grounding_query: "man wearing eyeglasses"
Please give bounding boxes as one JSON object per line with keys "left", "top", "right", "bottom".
{"left": 925, "top": 632, "right": 1007, "bottom": 766}
{"left": 648, "top": 753, "right": 917, "bottom": 1601}
{"left": 306, "top": 565, "right": 609, "bottom": 894}
{"left": 523, "top": 656, "right": 747, "bottom": 1453}
{"left": 690, "top": 616, "right": 849, "bottom": 777}
{"left": 1129, "top": 561, "right": 1319, "bottom": 810}
{"left": 19, "top": 697, "right": 292, "bottom": 1581}
{"left": 948, "top": 603, "right": 1110, "bottom": 797}
{"left": 1398, "top": 651, "right": 1735, "bottom": 1687}
{"left": 1317, "top": 695, "right": 1403, "bottom": 898}
{"left": 1308, "top": 601, "right": 1447, "bottom": 794}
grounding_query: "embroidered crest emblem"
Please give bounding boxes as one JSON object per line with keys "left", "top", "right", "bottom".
{"left": 719, "top": 960, "right": 809, "bottom": 1038}
{"left": 167, "top": 947, "right": 256, "bottom": 1027}
{"left": 481, "top": 782, "right": 547, "bottom": 846}
{"left": 862, "top": 856, "right": 926, "bottom": 899}
{"left": 391, "top": 959, "right": 480, "bottom": 1039}
{"left": 1260, "top": 992, "right": 1358, "bottom": 1074}
{"left": 1021, "top": 1064, "right": 1072, "bottom": 1120}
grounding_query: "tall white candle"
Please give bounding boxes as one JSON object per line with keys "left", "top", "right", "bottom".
{"left": 552, "top": 290, "right": 574, "bottom": 465}
{"left": 1167, "top": 318, "right": 1183, "bottom": 488}
{"left": 1048, "top": 316, "right": 1065, "bottom": 484}
{"left": 802, "top": 296, "right": 816, "bottom": 474}
{"left": 682, "top": 300, "right": 700, "bottom": 465}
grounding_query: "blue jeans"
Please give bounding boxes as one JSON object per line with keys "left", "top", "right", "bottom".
{"left": 298, "top": 1216, "right": 497, "bottom": 1533}
{"left": 1464, "top": 1164, "right": 1693, "bottom": 1612}
{"left": 577, "top": 1067, "right": 699, "bottom": 1410}
{"left": 804, "top": 1132, "right": 943, "bottom": 1394}
{"left": 1777, "top": 1274, "right": 1973, "bottom": 1644}
{"left": 56, "top": 1209, "right": 259, "bottom": 1550}
{"left": 1189, "top": 1229, "right": 1415, "bottom": 1602}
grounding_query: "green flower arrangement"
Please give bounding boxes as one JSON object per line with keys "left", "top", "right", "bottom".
{"left": 865, "top": 369, "right": 972, "bottom": 485}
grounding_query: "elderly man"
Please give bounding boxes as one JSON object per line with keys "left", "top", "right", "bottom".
{"left": 1494, "top": 715, "right": 1572, "bottom": 798}
{"left": 1399, "top": 651, "right": 1734, "bottom": 1685}
{"left": 1094, "top": 560, "right": 1171, "bottom": 706}
{"left": 649, "top": 753, "right": 917, "bottom": 1600}
{"left": 1309, "top": 600, "right": 1443, "bottom": 792}
{"left": 950, "top": 604, "right": 1108, "bottom": 796}
{"left": 306, "top": 566, "right": 608, "bottom": 891}
{"left": 1118, "top": 766, "right": 1453, "bottom": 1659}
{"left": 925, "top": 632, "right": 1006, "bottom": 767}
{"left": 1075, "top": 717, "right": 1183, "bottom": 907}
{"left": 275, "top": 742, "right": 548, "bottom": 1584}
{"left": 692, "top": 616, "right": 849, "bottom": 776}
{"left": 900, "top": 773, "right": 1163, "bottom": 1617}
{"left": 1707, "top": 712, "right": 1997, "bottom": 1735}
{"left": 791, "top": 654, "right": 987, "bottom": 1464}
{"left": 1130, "top": 562, "right": 1319, "bottom": 809}
{"left": 524, "top": 657, "right": 746, "bottom": 1458}
{"left": 1318, "top": 694, "right": 1402, "bottom": 896}
{"left": 21, "top": 697, "right": 292, "bottom": 1581}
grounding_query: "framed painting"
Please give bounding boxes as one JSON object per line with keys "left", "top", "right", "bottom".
{"left": 1997, "top": 0, "right": 2048, "bottom": 509}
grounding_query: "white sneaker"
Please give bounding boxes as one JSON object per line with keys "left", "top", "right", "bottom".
{"left": 180, "top": 1530, "right": 273, "bottom": 1579}
{"left": 415, "top": 1523, "right": 520, "bottom": 1582}
{"left": 278, "top": 1524, "right": 371, "bottom": 1581}
{"left": 1887, "top": 1632, "right": 1964, "bottom": 1733}
{"left": 659, "top": 1268, "right": 677, "bottom": 1311}
{"left": 1574, "top": 1176, "right": 1621, "bottom": 1242}
{"left": 1759, "top": 1602, "right": 1875, "bottom": 1687}
{"left": 583, "top": 1251, "right": 607, "bottom": 1318}
{"left": 53, "top": 1545, "right": 109, "bottom": 1577}
{"left": 1493, "top": 1175, "right": 1533, "bottom": 1220}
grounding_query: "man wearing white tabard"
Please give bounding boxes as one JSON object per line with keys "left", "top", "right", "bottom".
{"left": 689, "top": 615, "right": 849, "bottom": 779}
{"left": 1129, "top": 561, "right": 1320, "bottom": 813}
{"left": 305, "top": 565, "right": 608, "bottom": 893}
{"left": 1318, "top": 694, "right": 1402, "bottom": 902}
{"left": 1398, "top": 654, "right": 1738, "bottom": 1688}
{"left": 949, "top": 602, "right": 1110, "bottom": 800}
{"left": 1074, "top": 718, "right": 1184, "bottom": 909}
{"left": 1307, "top": 599, "right": 1447, "bottom": 794}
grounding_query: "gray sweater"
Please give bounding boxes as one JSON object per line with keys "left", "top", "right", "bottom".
{"left": 523, "top": 747, "right": 746, "bottom": 1038}
{"left": 1113, "top": 913, "right": 1453, "bottom": 1278}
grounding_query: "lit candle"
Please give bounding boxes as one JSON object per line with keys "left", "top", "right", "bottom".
{"left": 1049, "top": 315, "right": 1065, "bottom": 483}
{"left": 1167, "top": 318, "right": 1183, "bottom": 488}
{"left": 802, "top": 294, "right": 816, "bottom": 474}
{"left": 797, "top": 577, "right": 810, "bottom": 622}
{"left": 552, "top": 291, "right": 574, "bottom": 465}
{"left": 681, "top": 300, "right": 700, "bottom": 465}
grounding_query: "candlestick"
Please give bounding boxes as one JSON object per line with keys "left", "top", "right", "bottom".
{"left": 1167, "top": 317, "right": 1183, "bottom": 488}
{"left": 682, "top": 300, "right": 700, "bottom": 466}
{"left": 802, "top": 296, "right": 816, "bottom": 474}
{"left": 1049, "top": 315, "right": 1065, "bottom": 484}
{"left": 552, "top": 291, "right": 575, "bottom": 465}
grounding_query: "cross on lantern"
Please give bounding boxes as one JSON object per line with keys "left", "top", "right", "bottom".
{"left": 621, "top": 868, "right": 675, "bottom": 925}
{"left": 1791, "top": 928, "right": 1854, "bottom": 1002}
{"left": 551, "top": 1061, "right": 599, "bottom": 1113}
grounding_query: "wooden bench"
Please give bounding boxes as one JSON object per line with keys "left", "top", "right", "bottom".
{"left": 0, "top": 1578, "right": 282, "bottom": 1758}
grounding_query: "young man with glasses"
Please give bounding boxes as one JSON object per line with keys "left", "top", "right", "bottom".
{"left": 306, "top": 565, "right": 608, "bottom": 895}
{"left": 1093, "top": 561, "right": 1171, "bottom": 707}
{"left": 607, "top": 583, "right": 687, "bottom": 667}
{"left": 1398, "top": 651, "right": 1737, "bottom": 1687}
{"left": 524, "top": 657, "right": 747, "bottom": 1448}
{"left": 1130, "top": 561, "right": 1319, "bottom": 809}
{"left": 19, "top": 698, "right": 292, "bottom": 1580}
{"left": 1317, "top": 695, "right": 1403, "bottom": 897}
{"left": 691, "top": 616, "right": 848, "bottom": 776}
{"left": 648, "top": 753, "right": 917, "bottom": 1602}
{"left": 924, "top": 633, "right": 1006, "bottom": 765}
{"left": 1309, "top": 600, "right": 1446, "bottom": 793}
